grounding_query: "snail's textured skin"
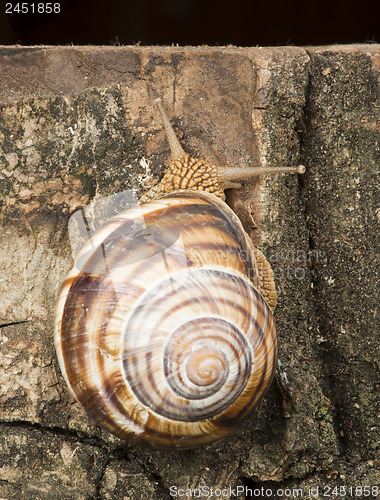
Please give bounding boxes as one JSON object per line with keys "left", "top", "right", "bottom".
{"left": 139, "top": 155, "right": 224, "bottom": 202}
{"left": 55, "top": 191, "right": 277, "bottom": 450}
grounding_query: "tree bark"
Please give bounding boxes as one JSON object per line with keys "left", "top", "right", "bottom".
{"left": 0, "top": 45, "right": 379, "bottom": 499}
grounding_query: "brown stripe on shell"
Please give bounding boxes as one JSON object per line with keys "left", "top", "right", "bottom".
{"left": 156, "top": 192, "right": 259, "bottom": 284}
{"left": 93, "top": 191, "right": 259, "bottom": 289}
{"left": 73, "top": 194, "right": 251, "bottom": 289}
{"left": 213, "top": 293, "right": 277, "bottom": 428}
{"left": 163, "top": 318, "right": 250, "bottom": 398}
{"left": 121, "top": 268, "right": 275, "bottom": 426}
{"left": 60, "top": 273, "right": 117, "bottom": 403}
{"left": 127, "top": 322, "right": 251, "bottom": 421}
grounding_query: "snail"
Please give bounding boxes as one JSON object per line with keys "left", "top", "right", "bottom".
{"left": 54, "top": 98, "right": 305, "bottom": 450}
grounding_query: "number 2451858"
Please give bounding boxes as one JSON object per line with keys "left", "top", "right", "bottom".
{"left": 5, "top": 3, "right": 61, "bottom": 14}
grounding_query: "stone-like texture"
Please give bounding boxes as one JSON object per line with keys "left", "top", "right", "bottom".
{"left": 0, "top": 45, "right": 379, "bottom": 498}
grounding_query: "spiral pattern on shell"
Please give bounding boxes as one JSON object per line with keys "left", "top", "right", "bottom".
{"left": 55, "top": 191, "right": 277, "bottom": 449}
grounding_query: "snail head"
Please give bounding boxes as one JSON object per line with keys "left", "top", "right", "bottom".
{"left": 140, "top": 98, "right": 305, "bottom": 202}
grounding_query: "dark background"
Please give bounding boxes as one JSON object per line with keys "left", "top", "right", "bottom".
{"left": 0, "top": 0, "right": 378, "bottom": 46}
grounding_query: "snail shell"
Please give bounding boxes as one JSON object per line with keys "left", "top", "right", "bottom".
{"left": 54, "top": 98, "right": 305, "bottom": 450}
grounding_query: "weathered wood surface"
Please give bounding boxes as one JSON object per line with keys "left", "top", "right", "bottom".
{"left": 0, "top": 45, "right": 379, "bottom": 499}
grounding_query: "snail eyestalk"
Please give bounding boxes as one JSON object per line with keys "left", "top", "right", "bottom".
{"left": 156, "top": 98, "right": 186, "bottom": 161}
{"left": 218, "top": 165, "right": 306, "bottom": 182}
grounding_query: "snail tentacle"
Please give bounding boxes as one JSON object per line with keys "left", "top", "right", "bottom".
{"left": 218, "top": 164, "right": 306, "bottom": 181}
{"left": 155, "top": 98, "right": 186, "bottom": 161}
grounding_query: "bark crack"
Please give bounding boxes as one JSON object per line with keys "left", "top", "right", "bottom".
{"left": 93, "top": 455, "right": 111, "bottom": 500}
{"left": 0, "top": 419, "right": 111, "bottom": 450}
{"left": 0, "top": 320, "right": 29, "bottom": 328}
{"left": 298, "top": 49, "right": 350, "bottom": 459}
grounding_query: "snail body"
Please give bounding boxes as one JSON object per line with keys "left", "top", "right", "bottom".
{"left": 55, "top": 98, "right": 305, "bottom": 449}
